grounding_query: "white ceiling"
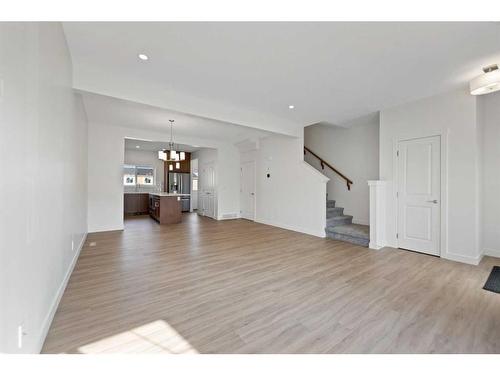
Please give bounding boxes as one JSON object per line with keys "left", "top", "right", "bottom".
{"left": 81, "top": 91, "right": 278, "bottom": 142}
{"left": 65, "top": 22, "right": 500, "bottom": 133}
{"left": 124, "top": 139, "right": 201, "bottom": 152}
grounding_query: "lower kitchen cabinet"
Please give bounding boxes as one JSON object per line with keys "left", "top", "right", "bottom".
{"left": 124, "top": 193, "right": 149, "bottom": 215}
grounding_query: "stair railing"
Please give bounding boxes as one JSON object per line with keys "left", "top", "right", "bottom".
{"left": 304, "top": 146, "right": 353, "bottom": 191}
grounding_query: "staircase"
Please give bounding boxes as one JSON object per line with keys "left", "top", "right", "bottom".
{"left": 325, "top": 199, "right": 370, "bottom": 247}
{"left": 303, "top": 146, "right": 370, "bottom": 247}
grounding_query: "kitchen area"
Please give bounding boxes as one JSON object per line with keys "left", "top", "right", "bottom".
{"left": 123, "top": 137, "right": 200, "bottom": 225}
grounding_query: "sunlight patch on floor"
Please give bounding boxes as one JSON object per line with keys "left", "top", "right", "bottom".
{"left": 77, "top": 320, "right": 198, "bottom": 354}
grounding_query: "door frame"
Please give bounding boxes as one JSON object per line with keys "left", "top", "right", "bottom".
{"left": 240, "top": 160, "right": 256, "bottom": 221}
{"left": 393, "top": 132, "right": 448, "bottom": 258}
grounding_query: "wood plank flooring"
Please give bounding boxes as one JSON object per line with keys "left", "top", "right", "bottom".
{"left": 42, "top": 213, "right": 500, "bottom": 353}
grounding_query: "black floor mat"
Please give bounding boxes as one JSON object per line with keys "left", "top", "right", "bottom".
{"left": 483, "top": 266, "right": 500, "bottom": 294}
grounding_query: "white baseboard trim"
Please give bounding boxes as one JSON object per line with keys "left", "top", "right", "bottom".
{"left": 386, "top": 240, "right": 398, "bottom": 249}
{"left": 441, "top": 251, "right": 483, "bottom": 266}
{"left": 217, "top": 213, "right": 240, "bottom": 220}
{"left": 255, "top": 218, "right": 326, "bottom": 238}
{"left": 369, "top": 241, "right": 385, "bottom": 250}
{"left": 484, "top": 248, "right": 500, "bottom": 259}
{"left": 352, "top": 219, "right": 370, "bottom": 226}
{"left": 35, "top": 232, "right": 87, "bottom": 353}
{"left": 88, "top": 226, "right": 124, "bottom": 233}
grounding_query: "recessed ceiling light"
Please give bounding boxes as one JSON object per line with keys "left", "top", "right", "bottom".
{"left": 135, "top": 145, "right": 140, "bottom": 148}
{"left": 138, "top": 54, "right": 149, "bottom": 61}
{"left": 288, "top": 105, "right": 295, "bottom": 109}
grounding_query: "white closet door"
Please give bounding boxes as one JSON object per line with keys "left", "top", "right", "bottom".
{"left": 398, "top": 135, "right": 441, "bottom": 256}
{"left": 240, "top": 160, "right": 256, "bottom": 220}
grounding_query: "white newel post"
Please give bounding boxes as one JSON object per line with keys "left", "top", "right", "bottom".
{"left": 368, "top": 180, "right": 387, "bottom": 250}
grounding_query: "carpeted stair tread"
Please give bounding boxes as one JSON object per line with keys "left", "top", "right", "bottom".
{"left": 326, "top": 200, "right": 336, "bottom": 208}
{"left": 326, "top": 214, "right": 353, "bottom": 227}
{"left": 326, "top": 224, "right": 369, "bottom": 240}
{"left": 325, "top": 224, "right": 370, "bottom": 247}
{"left": 326, "top": 231, "right": 370, "bottom": 247}
{"left": 326, "top": 207, "right": 344, "bottom": 218}
{"left": 324, "top": 199, "right": 369, "bottom": 247}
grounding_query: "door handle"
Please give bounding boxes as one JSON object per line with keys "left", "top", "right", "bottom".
{"left": 427, "top": 200, "right": 438, "bottom": 204}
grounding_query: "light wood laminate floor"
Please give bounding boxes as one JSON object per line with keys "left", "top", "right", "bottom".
{"left": 42, "top": 214, "right": 500, "bottom": 353}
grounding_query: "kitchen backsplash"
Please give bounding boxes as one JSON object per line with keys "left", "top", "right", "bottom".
{"left": 124, "top": 183, "right": 163, "bottom": 193}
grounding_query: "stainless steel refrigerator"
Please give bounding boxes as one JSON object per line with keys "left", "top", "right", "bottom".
{"left": 168, "top": 172, "right": 191, "bottom": 212}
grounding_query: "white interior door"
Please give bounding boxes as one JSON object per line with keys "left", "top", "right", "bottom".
{"left": 190, "top": 158, "right": 198, "bottom": 211}
{"left": 200, "top": 161, "right": 216, "bottom": 219}
{"left": 240, "top": 160, "right": 256, "bottom": 220}
{"left": 398, "top": 135, "right": 440, "bottom": 256}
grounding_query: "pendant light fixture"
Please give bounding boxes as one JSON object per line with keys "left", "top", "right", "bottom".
{"left": 158, "top": 119, "right": 187, "bottom": 161}
{"left": 470, "top": 64, "right": 500, "bottom": 95}
{"left": 168, "top": 119, "right": 177, "bottom": 160}
{"left": 158, "top": 150, "right": 167, "bottom": 161}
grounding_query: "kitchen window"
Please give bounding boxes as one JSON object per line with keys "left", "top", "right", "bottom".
{"left": 123, "top": 165, "right": 155, "bottom": 186}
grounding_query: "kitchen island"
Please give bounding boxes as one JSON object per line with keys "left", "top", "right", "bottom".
{"left": 149, "top": 193, "right": 190, "bottom": 224}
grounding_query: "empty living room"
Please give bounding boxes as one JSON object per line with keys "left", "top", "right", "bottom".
{"left": 1, "top": 1, "right": 500, "bottom": 374}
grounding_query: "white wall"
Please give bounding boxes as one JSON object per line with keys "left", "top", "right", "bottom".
{"left": 380, "top": 88, "right": 482, "bottom": 264}
{"left": 0, "top": 23, "right": 88, "bottom": 353}
{"left": 124, "top": 149, "right": 165, "bottom": 192}
{"left": 479, "top": 90, "right": 500, "bottom": 258}
{"left": 216, "top": 146, "right": 241, "bottom": 219}
{"left": 88, "top": 122, "right": 125, "bottom": 232}
{"left": 304, "top": 114, "right": 379, "bottom": 225}
{"left": 240, "top": 136, "right": 329, "bottom": 237}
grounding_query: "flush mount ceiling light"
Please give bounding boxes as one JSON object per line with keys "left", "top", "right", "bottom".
{"left": 288, "top": 105, "right": 295, "bottom": 109}
{"left": 470, "top": 64, "right": 500, "bottom": 95}
{"left": 135, "top": 145, "right": 140, "bottom": 149}
{"left": 138, "top": 53, "right": 149, "bottom": 61}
